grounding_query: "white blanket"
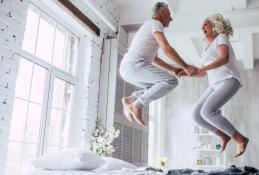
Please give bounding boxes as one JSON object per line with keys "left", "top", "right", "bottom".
{"left": 30, "top": 169, "right": 163, "bottom": 175}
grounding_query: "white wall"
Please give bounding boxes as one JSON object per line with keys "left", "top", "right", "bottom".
{"left": 74, "top": 0, "right": 121, "bottom": 147}
{"left": 0, "top": 0, "right": 29, "bottom": 173}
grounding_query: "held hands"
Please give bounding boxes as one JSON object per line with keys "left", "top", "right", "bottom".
{"left": 183, "top": 65, "right": 197, "bottom": 76}
{"left": 196, "top": 67, "right": 206, "bottom": 77}
{"left": 176, "top": 66, "right": 207, "bottom": 77}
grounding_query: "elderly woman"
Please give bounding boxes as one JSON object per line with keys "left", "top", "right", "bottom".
{"left": 180, "top": 14, "right": 249, "bottom": 157}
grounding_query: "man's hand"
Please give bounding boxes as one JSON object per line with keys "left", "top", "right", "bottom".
{"left": 183, "top": 65, "right": 197, "bottom": 76}
{"left": 177, "top": 66, "right": 207, "bottom": 77}
{"left": 173, "top": 67, "right": 183, "bottom": 76}
{"left": 168, "top": 67, "right": 188, "bottom": 77}
{"left": 177, "top": 69, "right": 187, "bottom": 77}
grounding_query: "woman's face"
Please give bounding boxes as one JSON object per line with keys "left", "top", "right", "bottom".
{"left": 202, "top": 19, "right": 214, "bottom": 39}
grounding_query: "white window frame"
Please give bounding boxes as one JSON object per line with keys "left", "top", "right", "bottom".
{"left": 12, "top": 0, "right": 88, "bottom": 157}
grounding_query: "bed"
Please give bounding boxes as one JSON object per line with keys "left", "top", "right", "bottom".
{"left": 167, "top": 165, "right": 259, "bottom": 175}
{"left": 30, "top": 168, "right": 164, "bottom": 175}
{"left": 30, "top": 149, "right": 165, "bottom": 175}
{"left": 30, "top": 165, "right": 259, "bottom": 175}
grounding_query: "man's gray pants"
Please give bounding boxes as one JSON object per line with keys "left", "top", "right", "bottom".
{"left": 120, "top": 54, "right": 178, "bottom": 107}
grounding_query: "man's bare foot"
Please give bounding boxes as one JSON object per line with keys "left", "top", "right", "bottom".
{"left": 128, "top": 103, "right": 145, "bottom": 127}
{"left": 234, "top": 137, "right": 249, "bottom": 157}
{"left": 122, "top": 97, "right": 134, "bottom": 122}
{"left": 215, "top": 129, "right": 231, "bottom": 153}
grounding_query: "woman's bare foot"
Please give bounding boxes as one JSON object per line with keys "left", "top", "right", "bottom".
{"left": 234, "top": 137, "right": 249, "bottom": 157}
{"left": 122, "top": 97, "right": 134, "bottom": 122}
{"left": 128, "top": 103, "right": 145, "bottom": 127}
{"left": 233, "top": 132, "right": 249, "bottom": 157}
{"left": 215, "top": 129, "right": 231, "bottom": 153}
{"left": 220, "top": 137, "right": 231, "bottom": 153}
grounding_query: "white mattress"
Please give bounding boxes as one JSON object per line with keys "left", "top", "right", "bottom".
{"left": 30, "top": 169, "right": 157, "bottom": 175}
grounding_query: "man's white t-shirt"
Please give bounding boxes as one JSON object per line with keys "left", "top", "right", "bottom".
{"left": 201, "top": 34, "right": 242, "bottom": 85}
{"left": 127, "top": 19, "right": 164, "bottom": 63}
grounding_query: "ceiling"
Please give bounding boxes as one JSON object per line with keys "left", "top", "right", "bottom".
{"left": 112, "top": 0, "right": 259, "bottom": 69}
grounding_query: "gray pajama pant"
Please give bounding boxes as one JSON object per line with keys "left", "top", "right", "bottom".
{"left": 191, "top": 78, "right": 241, "bottom": 137}
{"left": 120, "top": 54, "right": 178, "bottom": 107}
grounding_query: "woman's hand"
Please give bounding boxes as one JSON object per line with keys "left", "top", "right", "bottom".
{"left": 196, "top": 67, "right": 207, "bottom": 77}
{"left": 177, "top": 67, "right": 207, "bottom": 77}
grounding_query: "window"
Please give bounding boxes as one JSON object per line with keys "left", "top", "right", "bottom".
{"left": 5, "top": 58, "right": 47, "bottom": 174}
{"left": 148, "top": 99, "right": 163, "bottom": 166}
{"left": 47, "top": 78, "right": 74, "bottom": 153}
{"left": 148, "top": 101, "right": 155, "bottom": 164}
{"left": 5, "top": 3, "right": 79, "bottom": 175}
{"left": 22, "top": 5, "right": 78, "bottom": 75}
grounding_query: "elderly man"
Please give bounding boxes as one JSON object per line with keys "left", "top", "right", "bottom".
{"left": 120, "top": 2, "right": 196, "bottom": 126}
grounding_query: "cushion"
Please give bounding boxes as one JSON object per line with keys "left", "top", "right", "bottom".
{"left": 31, "top": 148, "right": 104, "bottom": 170}
{"left": 94, "top": 157, "right": 137, "bottom": 171}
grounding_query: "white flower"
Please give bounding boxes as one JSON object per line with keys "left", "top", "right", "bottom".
{"left": 89, "top": 121, "right": 120, "bottom": 156}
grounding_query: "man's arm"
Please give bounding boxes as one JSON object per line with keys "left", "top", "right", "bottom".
{"left": 154, "top": 32, "right": 187, "bottom": 67}
{"left": 152, "top": 57, "right": 182, "bottom": 75}
{"left": 153, "top": 31, "right": 196, "bottom": 75}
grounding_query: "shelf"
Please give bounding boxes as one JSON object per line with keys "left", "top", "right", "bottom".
{"left": 192, "top": 127, "right": 226, "bottom": 169}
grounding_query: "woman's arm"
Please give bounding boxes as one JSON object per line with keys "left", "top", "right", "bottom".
{"left": 202, "top": 44, "right": 229, "bottom": 72}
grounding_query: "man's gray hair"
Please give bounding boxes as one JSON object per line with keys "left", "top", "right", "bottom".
{"left": 152, "top": 2, "right": 168, "bottom": 17}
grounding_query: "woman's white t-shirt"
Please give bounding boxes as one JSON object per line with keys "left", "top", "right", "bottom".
{"left": 201, "top": 34, "right": 242, "bottom": 85}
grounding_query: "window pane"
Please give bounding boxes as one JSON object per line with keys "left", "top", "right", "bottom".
{"left": 46, "top": 77, "right": 74, "bottom": 154}
{"left": 52, "top": 78, "right": 74, "bottom": 112}
{"left": 22, "top": 5, "right": 40, "bottom": 54}
{"left": 25, "top": 103, "right": 42, "bottom": 143}
{"left": 9, "top": 99, "right": 28, "bottom": 141}
{"left": 30, "top": 64, "right": 47, "bottom": 104}
{"left": 52, "top": 25, "right": 67, "bottom": 70}
{"left": 7, "top": 57, "right": 47, "bottom": 175}
{"left": 47, "top": 109, "right": 70, "bottom": 149}
{"left": 62, "top": 112, "right": 71, "bottom": 146}
{"left": 15, "top": 58, "right": 33, "bottom": 99}
{"left": 47, "top": 109, "right": 61, "bottom": 146}
{"left": 64, "top": 83, "right": 74, "bottom": 113}
{"left": 52, "top": 78, "right": 65, "bottom": 109}
{"left": 5, "top": 142, "right": 23, "bottom": 175}
{"left": 35, "top": 13, "right": 55, "bottom": 63}
{"left": 20, "top": 144, "right": 37, "bottom": 174}
{"left": 22, "top": 4, "right": 78, "bottom": 76}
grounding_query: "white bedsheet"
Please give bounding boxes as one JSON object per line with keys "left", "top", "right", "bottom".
{"left": 30, "top": 169, "right": 163, "bottom": 175}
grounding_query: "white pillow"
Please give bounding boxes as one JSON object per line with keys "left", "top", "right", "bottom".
{"left": 31, "top": 148, "right": 104, "bottom": 170}
{"left": 95, "top": 157, "right": 137, "bottom": 171}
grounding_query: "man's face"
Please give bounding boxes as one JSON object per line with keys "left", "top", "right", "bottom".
{"left": 160, "top": 8, "right": 172, "bottom": 27}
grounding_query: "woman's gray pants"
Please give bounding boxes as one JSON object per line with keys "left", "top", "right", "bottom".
{"left": 120, "top": 55, "right": 178, "bottom": 107}
{"left": 191, "top": 78, "right": 241, "bottom": 137}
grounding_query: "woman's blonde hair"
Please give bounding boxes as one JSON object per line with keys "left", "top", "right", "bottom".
{"left": 207, "top": 14, "right": 233, "bottom": 37}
